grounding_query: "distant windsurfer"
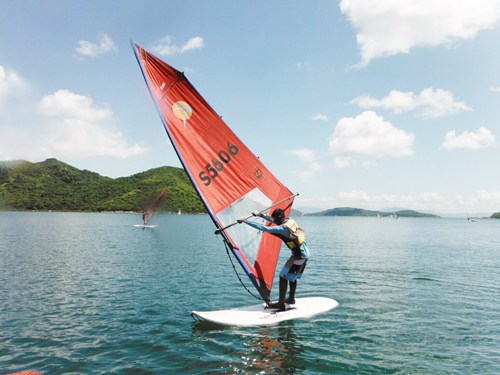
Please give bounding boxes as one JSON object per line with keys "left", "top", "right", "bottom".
{"left": 238, "top": 208, "right": 309, "bottom": 311}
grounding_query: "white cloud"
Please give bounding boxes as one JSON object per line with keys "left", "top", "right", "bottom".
{"left": 490, "top": 86, "right": 500, "bottom": 92}
{"left": 329, "top": 111, "right": 415, "bottom": 167}
{"left": 76, "top": 34, "right": 117, "bottom": 57}
{"left": 472, "top": 190, "right": 500, "bottom": 206}
{"left": 45, "top": 122, "right": 146, "bottom": 159}
{"left": 442, "top": 127, "right": 496, "bottom": 150}
{"left": 151, "top": 36, "right": 204, "bottom": 56}
{"left": 0, "top": 89, "right": 147, "bottom": 161}
{"left": 418, "top": 88, "right": 472, "bottom": 118}
{"left": 311, "top": 113, "right": 329, "bottom": 121}
{"left": 37, "top": 90, "right": 147, "bottom": 158}
{"left": 290, "top": 149, "right": 316, "bottom": 163}
{"left": 352, "top": 87, "right": 472, "bottom": 118}
{"left": 38, "top": 89, "right": 112, "bottom": 122}
{"left": 0, "top": 66, "right": 22, "bottom": 98}
{"left": 338, "top": 190, "right": 372, "bottom": 202}
{"left": 290, "top": 149, "right": 324, "bottom": 180}
{"left": 333, "top": 156, "right": 355, "bottom": 168}
{"left": 353, "top": 90, "right": 418, "bottom": 114}
{"left": 340, "top": 0, "right": 500, "bottom": 66}
{"left": 0, "top": 65, "right": 29, "bottom": 112}
{"left": 362, "top": 160, "right": 378, "bottom": 169}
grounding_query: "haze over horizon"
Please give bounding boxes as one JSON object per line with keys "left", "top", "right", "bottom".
{"left": 1, "top": 1, "right": 500, "bottom": 214}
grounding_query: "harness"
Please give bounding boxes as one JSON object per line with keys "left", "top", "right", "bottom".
{"left": 273, "top": 218, "right": 306, "bottom": 257}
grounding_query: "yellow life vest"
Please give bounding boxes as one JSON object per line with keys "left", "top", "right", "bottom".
{"left": 282, "top": 219, "right": 305, "bottom": 250}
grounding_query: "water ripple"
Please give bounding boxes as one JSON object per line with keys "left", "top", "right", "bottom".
{"left": 1, "top": 213, "right": 499, "bottom": 374}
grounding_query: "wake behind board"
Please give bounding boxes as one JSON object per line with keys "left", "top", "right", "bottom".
{"left": 191, "top": 297, "right": 338, "bottom": 327}
{"left": 133, "top": 224, "right": 158, "bottom": 228}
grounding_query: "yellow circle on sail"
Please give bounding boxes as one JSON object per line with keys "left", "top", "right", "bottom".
{"left": 172, "top": 101, "right": 193, "bottom": 122}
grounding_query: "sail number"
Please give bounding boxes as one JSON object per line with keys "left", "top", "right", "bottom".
{"left": 199, "top": 142, "right": 239, "bottom": 186}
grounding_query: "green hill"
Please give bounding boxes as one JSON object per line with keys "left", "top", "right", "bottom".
{"left": 310, "top": 206, "right": 438, "bottom": 218}
{"left": 314, "top": 207, "right": 375, "bottom": 217}
{"left": 0, "top": 158, "right": 205, "bottom": 213}
{"left": 392, "top": 210, "right": 438, "bottom": 218}
{"left": 491, "top": 212, "right": 500, "bottom": 219}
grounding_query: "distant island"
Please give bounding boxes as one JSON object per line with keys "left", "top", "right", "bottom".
{"left": 1, "top": 158, "right": 499, "bottom": 218}
{"left": 307, "top": 207, "right": 439, "bottom": 218}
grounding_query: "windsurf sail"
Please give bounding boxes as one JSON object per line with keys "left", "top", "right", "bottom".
{"left": 132, "top": 42, "right": 296, "bottom": 302}
{"left": 143, "top": 187, "right": 167, "bottom": 226}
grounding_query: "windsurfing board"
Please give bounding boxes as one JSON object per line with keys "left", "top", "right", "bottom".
{"left": 191, "top": 296, "right": 338, "bottom": 326}
{"left": 133, "top": 224, "right": 158, "bottom": 228}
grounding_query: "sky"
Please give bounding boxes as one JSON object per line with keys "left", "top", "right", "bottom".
{"left": 1, "top": 0, "right": 500, "bottom": 216}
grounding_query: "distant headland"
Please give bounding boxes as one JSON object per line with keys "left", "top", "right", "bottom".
{"left": 305, "top": 207, "right": 439, "bottom": 218}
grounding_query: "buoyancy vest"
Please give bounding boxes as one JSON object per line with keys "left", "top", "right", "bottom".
{"left": 279, "top": 218, "right": 306, "bottom": 252}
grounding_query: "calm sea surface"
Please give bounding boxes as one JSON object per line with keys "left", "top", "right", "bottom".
{"left": 0, "top": 212, "right": 498, "bottom": 374}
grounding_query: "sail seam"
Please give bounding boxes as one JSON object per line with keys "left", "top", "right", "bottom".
{"left": 160, "top": 72, "right": 183, "bottom": 101}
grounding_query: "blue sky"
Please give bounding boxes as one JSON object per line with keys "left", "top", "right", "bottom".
{"left": 1, "top": 0, "right": 500, "bottom": 215}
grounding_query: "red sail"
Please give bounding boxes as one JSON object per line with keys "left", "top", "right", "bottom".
{"left": 132, "top": 43, "right": 294, "bottom": 301}
{"left": 143, "top": 187, "right": 167, "bottom": 226}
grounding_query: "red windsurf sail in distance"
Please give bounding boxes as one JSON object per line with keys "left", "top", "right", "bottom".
{"left": 143, "top": 187, "right": 167, "bottom": 226}
{"left": 132, "top": 42, "right": 295, "bottom": 302}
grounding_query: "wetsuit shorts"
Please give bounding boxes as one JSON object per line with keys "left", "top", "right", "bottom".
{"left": 279, "top": 256, "right": 307, "bottom": 282}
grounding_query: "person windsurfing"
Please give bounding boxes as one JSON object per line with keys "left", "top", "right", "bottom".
{"left": 238, "top": 208, "right": 309, "bottom": 311}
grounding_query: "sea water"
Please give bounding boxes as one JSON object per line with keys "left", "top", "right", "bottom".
{"left": 0, "top": 211, "right": 498, "bottom": 374}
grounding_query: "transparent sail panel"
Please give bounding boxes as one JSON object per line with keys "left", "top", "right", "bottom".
{"left": 217, "top": 188, "right": 271, "bottom": 264}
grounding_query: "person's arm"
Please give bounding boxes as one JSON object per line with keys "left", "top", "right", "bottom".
{"left": 252, "top": 211, "right": 274, "bottom": 223}
{"left": 239, "top": 219, "right": 289, "bottom": 236}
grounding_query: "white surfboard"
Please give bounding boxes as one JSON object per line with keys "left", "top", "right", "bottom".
{"left": 191, "top": 296, "right": 338, "bottom": 326}
{"left": 133, "top": 224, "right": 158, "bottom": 228}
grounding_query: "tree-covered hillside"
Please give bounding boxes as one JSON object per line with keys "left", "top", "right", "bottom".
{"left": 310, "top": 206, "right": 438, "bottom": 218}
{"left": 491, "top": 212, "right": 500, "bottom": 219}
{"left": 0, "top": 158, "right": 205, "bottom": 213}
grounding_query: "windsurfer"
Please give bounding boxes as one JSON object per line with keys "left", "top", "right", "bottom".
{"left": 238, "top": 208, "right": 309, "bottom": 311}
